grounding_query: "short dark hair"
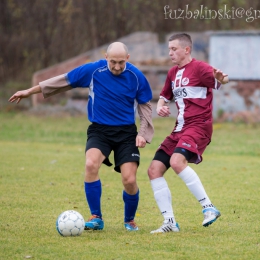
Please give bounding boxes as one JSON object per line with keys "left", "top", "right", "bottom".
{"left": 169, "top": 33, "right": 192, "bottom": 52}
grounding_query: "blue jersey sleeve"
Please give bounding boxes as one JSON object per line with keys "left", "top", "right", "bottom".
{"left": 66, "top": 60, "right": 107, "bottom": 88}
{"left": 135, "top": 71, "right": 153, "bottom": 104}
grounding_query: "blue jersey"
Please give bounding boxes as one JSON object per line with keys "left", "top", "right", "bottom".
{"left": 66, "top": 59, "right": 152, "bottom": 126}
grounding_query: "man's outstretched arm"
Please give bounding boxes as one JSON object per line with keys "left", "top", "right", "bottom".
{"left": 9, "top": 85, "right": 42, "bottom": 104}
{"left": 9, "top": 74, "right": 72, "bottom": 104}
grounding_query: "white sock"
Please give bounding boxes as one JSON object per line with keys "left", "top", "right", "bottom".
{"left": 178, "top": 166, "right": 214, "bottom": 209}
{"left": 150, "top": 177, "right": 176, "bottom": 224}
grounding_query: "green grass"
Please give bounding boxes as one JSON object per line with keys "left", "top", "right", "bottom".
{"left": 0, "top": 112, "right": 260, "bottom": 260}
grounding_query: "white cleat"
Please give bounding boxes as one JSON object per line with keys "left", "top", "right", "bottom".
{"left": 151, "top": 220, "right": 180, "bottom": 234}
{"left": 202, "top": 207, "right": 221, "bottom": 227}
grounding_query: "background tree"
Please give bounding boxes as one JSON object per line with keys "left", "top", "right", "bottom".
{"left": 0, "top": 0, "right": 259, "bottom": 93}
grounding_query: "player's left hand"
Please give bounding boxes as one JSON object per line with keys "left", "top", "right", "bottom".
{"left": 136, "top": 135, "right": 146, "bottom": 148}
{"left": 213, "top": 68, "right": 229, "bottom": 84}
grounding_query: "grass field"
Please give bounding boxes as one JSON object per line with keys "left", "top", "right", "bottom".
{"left": 0, "top": 112, "right": 260, "bottom": 260}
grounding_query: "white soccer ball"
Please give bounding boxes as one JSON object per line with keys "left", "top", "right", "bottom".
{"left": 56, "top": 210, "right": 85, "bottom": 237}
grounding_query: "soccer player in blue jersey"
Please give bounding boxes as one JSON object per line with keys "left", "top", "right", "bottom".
{"left": 9, "top": 42, "right": 154, "bottom": 231}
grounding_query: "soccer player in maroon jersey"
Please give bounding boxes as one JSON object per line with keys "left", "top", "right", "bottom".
{"left": 148, "top": 33, "right": 229, "bottom": 233}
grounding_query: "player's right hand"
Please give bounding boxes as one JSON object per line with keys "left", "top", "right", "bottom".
{"left": 156, "top": 106, "right": 171, "bottom": 117}
{"left": 8, "top": 90, "right": 30, "bottom": 104}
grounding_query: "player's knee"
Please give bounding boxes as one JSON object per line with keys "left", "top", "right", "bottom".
{"left": 122, "top": 175, "right": 136, "bottom": 186}
{"left": 147, "top": 163, "right": 158, "bottom": 180}
{"left": 85, "top": 158, "right": 99, "bottom": 173}
{"left": 170, "top": 156, "right": 186, "bottom": 174}
{"left": 122, "top": 177, "right": 138, "bottom": 195}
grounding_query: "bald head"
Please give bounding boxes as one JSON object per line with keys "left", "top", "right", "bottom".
{"left": 106, "top": 42, "right": 129, "bottom": 56}
{"left": 105, "top": 42, "right": 130, "bottom": 75}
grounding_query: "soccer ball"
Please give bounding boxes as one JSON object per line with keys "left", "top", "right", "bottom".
{"left": 56, "top": 210, "right": 85, "bottom": 237}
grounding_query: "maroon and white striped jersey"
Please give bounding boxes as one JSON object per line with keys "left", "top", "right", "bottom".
{"left": 160, "top": 58, "right": 221, "bottom": 132}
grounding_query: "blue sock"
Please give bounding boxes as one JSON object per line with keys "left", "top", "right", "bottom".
{"left": 123, "top": 190, "right": 139, "bottom": 223}
{"left": 84, "top": 180, "right": 102, "bottom": 218}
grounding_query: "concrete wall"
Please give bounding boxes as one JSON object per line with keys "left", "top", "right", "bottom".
{"left": 32, "top": 30, "right": 260, "bottom": 122}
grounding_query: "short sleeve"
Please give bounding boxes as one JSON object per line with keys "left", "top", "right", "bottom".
{"left": 136, "top": 73, "right": 153, "bottom": 104}
{"left": 160, "top": 72, "right": 174, "bottom": 101}
{"left": 199, "top": 62, "right": 221, "bottom": 90}
{"left": 66, "top": 60, "right": 106, "bottom": 88}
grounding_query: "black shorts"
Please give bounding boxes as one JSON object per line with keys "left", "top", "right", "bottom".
{"left": 86, "top": 123, "right": 140, "bottom": 173}
{"left": 153, "top": 148, "right": 195, "bottom": 170}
